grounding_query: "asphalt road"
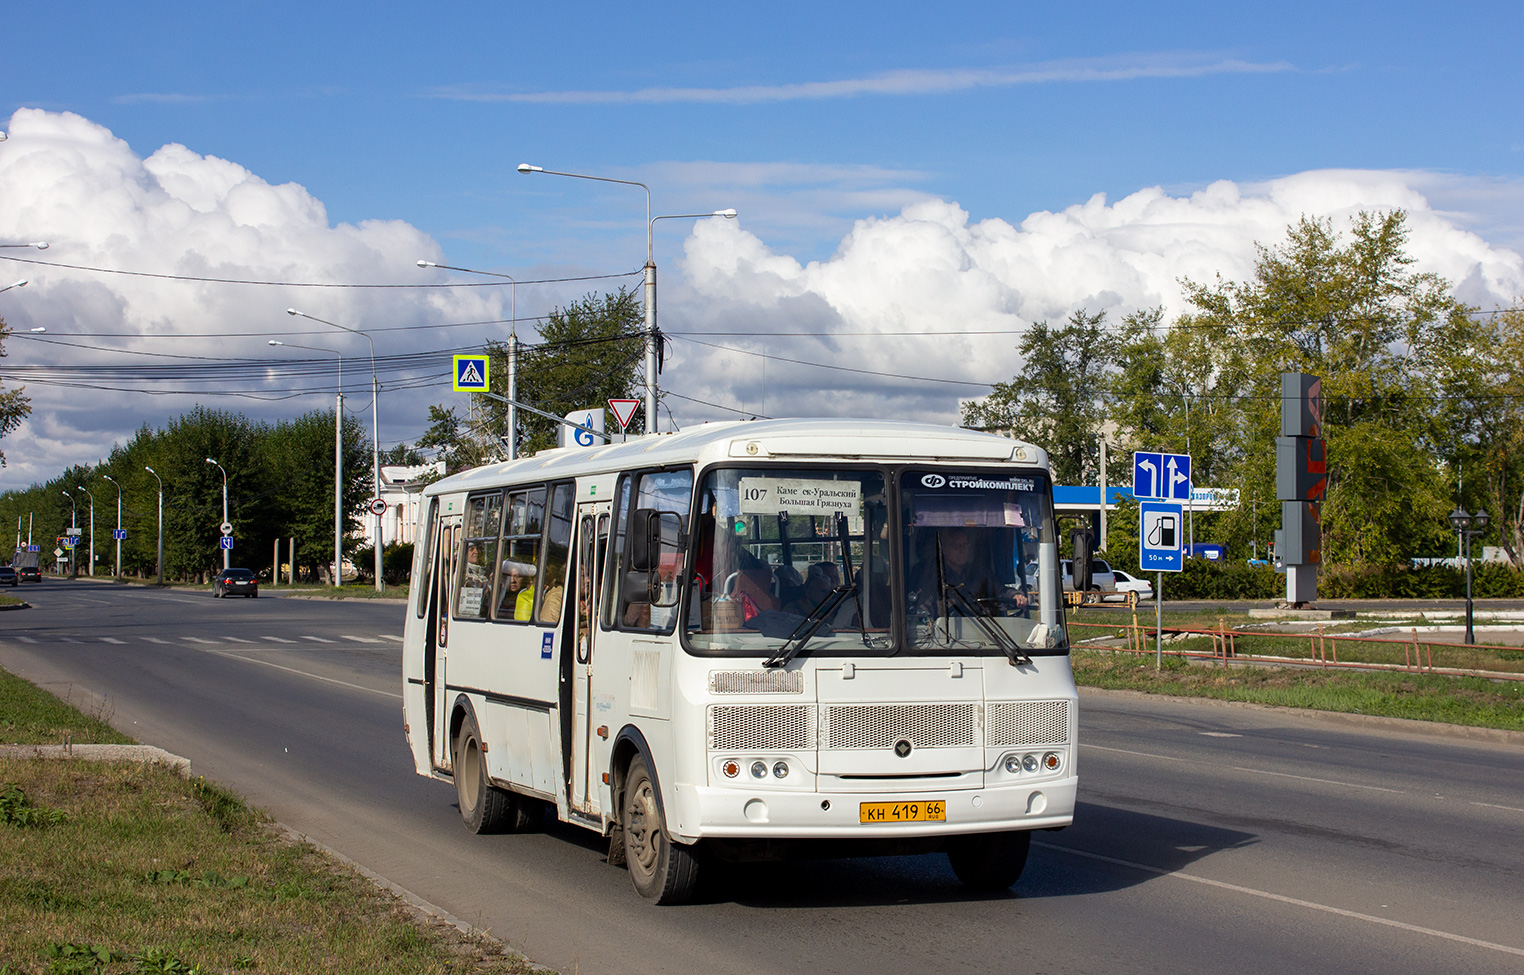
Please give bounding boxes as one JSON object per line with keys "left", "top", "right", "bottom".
{"left": 3, "top": 579, "right": 1522, "bottom": 975}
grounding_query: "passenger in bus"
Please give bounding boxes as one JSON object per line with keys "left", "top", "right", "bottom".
{"left": 909, "top": 527, "right": 1027, "bottom": 617}
{"left": 784, "top": 561, "right": 841, "bottom": 616}
{"left": 499, "top": 559, "right": 536, "bottom": 621}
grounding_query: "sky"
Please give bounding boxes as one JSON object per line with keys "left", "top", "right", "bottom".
{"left": 2, "top": 1, "right": 1523, "bottom": 490}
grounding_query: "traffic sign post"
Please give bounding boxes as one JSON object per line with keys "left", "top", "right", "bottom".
{"left": 608, "top": 398, "right": 640, "bottom": 433}
{"left": 220, "top": 537, "right": 234, "bottom": 550}
{"left": 368, "top": 498, "right": 388, "bottom": 516}
{"left": 112, "top": 529, "right": 126, "bottom": 540}
{"left": 1139, "top": 500, "right": 1184, "bottom": 670}
{"left": 1133, "top": 451, "right": 1192, "bottom": 501}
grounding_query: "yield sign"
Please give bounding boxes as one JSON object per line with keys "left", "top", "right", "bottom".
{"left": 608, "top": 398, "right": 640, "bottom": 430}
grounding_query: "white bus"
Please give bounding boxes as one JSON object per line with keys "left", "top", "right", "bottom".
{"left": 401, "top": 418, "right": 1078, "bottom": 903}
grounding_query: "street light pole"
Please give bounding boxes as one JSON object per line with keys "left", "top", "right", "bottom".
{"left": 76, "top": 485, "right": 96, "bottom": 576}
{"left": 145, "top": 466, "right": 164, "bottom": 585}
{"left": 287, "top": 310, "right": 383, "bottom": 591}
{"left": 1447, "top": 508, "right": 1491, "bottom": 645}
{"left": 102, "top": 474, "right": 122, "bottom": 578}
{"left": 269, "top": 340, "right": 344, "bottom": 587}
{"left": 417, "top": 261, "right": 521, "bottom": 458}
{"left": 205, "top": 459, "right": 229, "bottom": 571}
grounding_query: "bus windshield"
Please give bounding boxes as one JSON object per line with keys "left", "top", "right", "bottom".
{"left": 684, "top": 466, "right": 1067, "bottom": 658}
{"left": 901, "top": 469, "right": 1064, "bottom": 655}
{"left": 687, "top": 468, "right": 890, "bottom": 655}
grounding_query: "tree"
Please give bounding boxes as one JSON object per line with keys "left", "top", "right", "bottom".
{"left": 483, "top": 287, "right": 646, "bottom": 456}
{"left": 0, "top": 313, "right": 33, "bottom": 468}
{"left": 1177, "top": 211, "right": 1473, "bottom": 564}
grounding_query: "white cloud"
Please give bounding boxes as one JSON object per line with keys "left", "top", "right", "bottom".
{"left": 426, "top": 54, "right": 1295, "bottom": 105}
{"left": 663, "top": 169, "right": 1524, "bottom": 427}
{"left": 0, "top": 108, "right": 504, "bottom": 486}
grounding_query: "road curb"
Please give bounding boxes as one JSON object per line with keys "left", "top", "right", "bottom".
{"left": 0, "top": 743, "right": 191, "bottom": 772}
{"left": 1077, "top": 686, "right": 1524, "bottom": 746}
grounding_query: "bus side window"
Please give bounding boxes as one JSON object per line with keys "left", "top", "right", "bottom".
{"left": 614, "top": 469, "right": 693, "bottom": 633}
{"left": 456, "top": 491, "right": 504, "bottom": 620}
{"left": 537, "top": 483, "right": 574, "bottom": 625}
{"left": 496, "top": 487, "right": 545, "bottom": 621}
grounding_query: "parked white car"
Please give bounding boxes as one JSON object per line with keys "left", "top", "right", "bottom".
{"left": 1106, "top": 569, "right": 1155, "bottom": 603}
{"left": 1060, "top": 558, "right": 1116, "bottom": 593}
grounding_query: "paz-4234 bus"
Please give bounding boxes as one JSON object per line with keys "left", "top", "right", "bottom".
{"left": 401, "top": 419, "right": 1078, "bottom": 903}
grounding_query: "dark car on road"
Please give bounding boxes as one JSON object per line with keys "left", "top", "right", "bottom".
{"left": 0, "top": 566, "right": 17, "bottom": 586}
{"left": 19, "top": 565, "right": 40, "bottom": 581}
{"left": 213, "top": 568, "right": 259, "bottom": 598}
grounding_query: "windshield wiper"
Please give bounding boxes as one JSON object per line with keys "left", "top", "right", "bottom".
{"left": 763, "top": 583, "right": 857, "bottom": 669}
{"left": 941, "top": 583, "right": 1032, "bottom": 667}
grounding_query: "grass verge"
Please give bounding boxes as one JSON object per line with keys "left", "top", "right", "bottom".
{"left": 0, "top": 669, "right": 536, "bottom": 974}
{"left": 1072, "top": 649, "right": 1524, "bottom": 732}
{"left": 1, "top": 670, "right": 133, "bottom": 746}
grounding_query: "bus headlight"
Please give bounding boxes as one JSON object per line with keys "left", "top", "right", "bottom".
{"left": 772, "top": 761, "right": 789, "bottom": 779}
{"left": 750, "top": 761, "right": 768, "bottom": 779}
{"left": 1003, "top": 755, "right": 1022, "bottom": 774}
{"left": 1022, "top": 754, "right": 1039, "bottom": 773}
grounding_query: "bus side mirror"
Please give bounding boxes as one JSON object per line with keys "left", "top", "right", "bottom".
{"left": 630, "top": 508, "right": 659, "bottom": 572}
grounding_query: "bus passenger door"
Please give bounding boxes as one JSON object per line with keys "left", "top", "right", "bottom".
{"left": 568, "top": 503, "right": 610, "bottom": 815}
{"left": 428, "top": 516, "right": 460, "bottom": 769}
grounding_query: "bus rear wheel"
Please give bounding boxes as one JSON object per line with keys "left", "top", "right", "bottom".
{"left": 946, "top": 829, "right": 1031, "bottom": 891}
{"left": 454, "top": 712, "right": 537, "bottom": 834}
{"left": 621, "top": 755, "right": 700, "bottom": 904}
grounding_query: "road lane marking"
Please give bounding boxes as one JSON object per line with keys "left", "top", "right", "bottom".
{"left": 379, "top": 634, "right": 403, "bottom": 642}
{"left": 1470, "top": 800, "right": 1524, "bottom": 814}
{"left": 261, "top": 636, "right": 296, "bottom": 643}
{"left": 1082, "top": 743, "right": 1403, "bottom": 794}
{"left": 15, "top": 636, "right": 38, "bottom": 644}
{"left": 1038, "top": 841, "right": 1524, "bottom": 958}
{"left": 340, "top": 635, "right": 382, "bottom": 644}
{"left": 143, "top": 637, "right": 170, "bottom": 644}
{"left": 192, "top": 647, "right": 401, "bottom": 699}
{"left": 224, "top": 637, "right": 256, "bottom": 644}
{"left": 100, "top": 638, "right": 126, "bottom": 644}
{"left": 300, "top": 636, "right": 336, "bottom": 644}
{"left": 183, "top": 637, "right": 220, "bottom": 645}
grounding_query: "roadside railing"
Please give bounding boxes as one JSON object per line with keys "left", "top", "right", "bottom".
{"left": 1069, "top": 613, "right": 1524, "bottom": 682}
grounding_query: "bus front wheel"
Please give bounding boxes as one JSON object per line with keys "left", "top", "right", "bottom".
{"left": 946, "top": 829, "right": 1031, "bottom": 891}
{"left": 453, "top": 712, "right": 536, "bottom": 834}
{"left": 621, "top": 755, "right": 700, "bottom": 904}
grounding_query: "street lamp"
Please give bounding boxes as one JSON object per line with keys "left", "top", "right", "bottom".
{"left": 75, "top": 485, "right": 95, "bottom": 577}
{"left": 1446, "top": 508, "right": 1491, "bottom": 645}
{"left": 518, "top": 163, "right": 734, "bottom": 435}
{"left": 145, "top": 466, "right": 164, "bottom": 585}
{"left": 287, "top": 309, "right": 383, "bottom": 592}
{"left": 269, "top": 340, "right": 344, "bottom": 588}
{"left": 0, "top": 279, "right": 26, "bottom": 295}
{"left": 205, "top": 459, "right": 229, "bottom": 571}
{"left": 0, "top": 241, "right": 47, "bottom": 249}
{"left": 102, "top": 474, "right": 122, "bottom": 579}
{"left": 61, "top": 490, "right": 77, "bottom": 577}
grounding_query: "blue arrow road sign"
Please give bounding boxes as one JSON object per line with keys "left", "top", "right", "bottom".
{"left": 1133, "top": 451, "right": 1192, "bottom": 501}
{"left": 1139, "top": 502, "right": 1184, "bottom": 572}
{"left": 219, "top": 536, "right": 234, "bottom": 550}
{"left": 112, "top": 529, "right": 126, "bottom": 540}
{"left": 27, "top": 545, "right": 39, "bottom": 552}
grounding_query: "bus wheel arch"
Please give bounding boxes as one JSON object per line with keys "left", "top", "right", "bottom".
{"left": 609, "top": 727, "right": 700, "bottom": 903}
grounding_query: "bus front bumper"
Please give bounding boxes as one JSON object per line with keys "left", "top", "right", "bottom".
{"left": 671, "top": 776, "right": 1077, "bottom": 842}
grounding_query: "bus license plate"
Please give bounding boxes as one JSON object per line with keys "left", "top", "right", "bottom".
{"left": 859, "top": 800, "right": 946, "bottom": 823}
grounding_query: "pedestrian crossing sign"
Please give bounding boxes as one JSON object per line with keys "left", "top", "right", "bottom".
{"left": 453, "top": 354, "right": 490, "bottom": 392}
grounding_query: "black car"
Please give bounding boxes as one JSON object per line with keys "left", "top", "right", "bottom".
{"left": 19, "top": 565, "right": 40, "bottom": 582}
{"left": 0, "top": 566, "right": 17, "bottom": 586}
{"left": 213, "top": 568, "right": 259, "bottom": 598}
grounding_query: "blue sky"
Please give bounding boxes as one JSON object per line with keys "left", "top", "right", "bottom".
{"left": 2, "top": 1, "right": 1523, "bottom": 485}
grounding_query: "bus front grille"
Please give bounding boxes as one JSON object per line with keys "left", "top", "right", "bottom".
{"left": 986, "top": 700, "right": 1069, "bottom": 746}
{"left": 823, "top": 703, "right": 978, "bottom": 750}
{"left": 709, "top": 705, "right": 816, "bottom": 750}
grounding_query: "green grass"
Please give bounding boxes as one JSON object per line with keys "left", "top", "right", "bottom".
{"left": 0, "top": 670, "right": 134, "bottom": 746}
{"left": 0, "top": 595, "right": 21, "bottom": 608}
{"left": 0, "top": 670, "right": 537, "bottom": 973}
{"left": 0, "top": 760, "right": 536, "bottom": 974}
{"left": 1072, "top": 650, "right": 1524, "bottom": 731}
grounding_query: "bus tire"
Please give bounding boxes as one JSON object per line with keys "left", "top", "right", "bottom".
{"left": 621, "top": 755, "right": 700, "bottom": 904}
{"left": 946, "top": 829, "right": 1031, "bottom": 891}
{"left": 453, "top": 712, "right": 535, "bottom": 834}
